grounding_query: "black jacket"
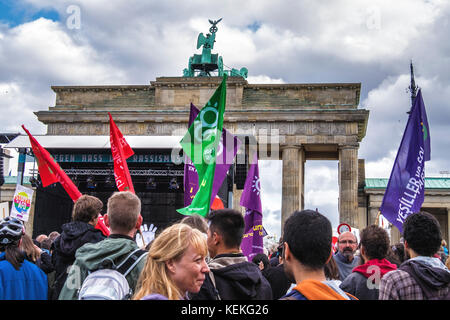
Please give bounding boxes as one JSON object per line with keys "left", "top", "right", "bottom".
{"left": 189, "top": 253, "right": 273, "bottom": 300}
{"left": 340, "top": 272, "right": 377, "bottom": 300}
{"left": 50, "top": 221, "right": 105, "bottom": 300}
{"left": 262, "top": 264, "right": 293, "bottom": 299}
{"left": 36, "top": 251, "right": 54, "bottom": 274}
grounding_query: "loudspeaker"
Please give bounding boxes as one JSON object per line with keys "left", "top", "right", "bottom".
{"left": 234, "top": 163, "right": 248, "bottom": 190}
{"left": 0, "top": 147, "right": 4, "bottom": 187}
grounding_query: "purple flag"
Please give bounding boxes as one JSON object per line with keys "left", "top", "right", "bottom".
{"left": 240, "top": 152, "right": 264, "bottom": 261}
{"left": 380, "top": 89, "right": 430, "bottom": 233}
{"left": 183, "top": 104, "right": 199, "bottom": 206}
{"left": 183, "top": 103, "right": 241, "bottom": 207}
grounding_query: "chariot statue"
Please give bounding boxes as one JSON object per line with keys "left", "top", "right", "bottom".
{"left": 183, "top": 18, "right": 247, "bottom": 79}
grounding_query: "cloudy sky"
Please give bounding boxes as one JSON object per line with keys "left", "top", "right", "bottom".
{"left": 1, "top": 0, "right": 449, "bottom": 238}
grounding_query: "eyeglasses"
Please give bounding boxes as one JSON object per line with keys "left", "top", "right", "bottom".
{"left": 339, "top": 240, "right": 356, "bottom": 245}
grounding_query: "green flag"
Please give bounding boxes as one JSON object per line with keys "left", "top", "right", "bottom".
{"left": 177, "top": 74, "right": 227, "bottom": 217}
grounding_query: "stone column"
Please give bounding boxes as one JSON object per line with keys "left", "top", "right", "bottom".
{"left": 390, "top": 226, "right": 402, "bottom": 245}
{"left": 281, "top": 145, "right": 304, "bottom": 233}
{"left": 338, "top": 145, "right": 359, "bottom": 227}
{"left": 232, "top": 186, "right": 244, "bottom": 215}
{"left": 369, "top": 207, "right": 380, "bottom": 226}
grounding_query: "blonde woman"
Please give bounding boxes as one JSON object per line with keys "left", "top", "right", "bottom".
{"left": 133, "top": 223, "right": 209, "bottom": 300}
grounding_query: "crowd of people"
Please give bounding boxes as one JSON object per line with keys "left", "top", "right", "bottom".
{"left": 0, "top": 191, "right": 449, "bottom": 300}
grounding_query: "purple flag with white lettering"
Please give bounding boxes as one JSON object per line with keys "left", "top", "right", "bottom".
{"left": 380, "top": 89, "right": 430, "bottom": 233}
{"left": 183, "top": 103, "right": 241, "bottom": 207}
{"left": 240, "top": 152, "right": 264, "bottom": 261}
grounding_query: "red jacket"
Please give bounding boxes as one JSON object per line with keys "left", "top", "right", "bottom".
{"left": 353, "top": 258, "right": 397, "bottom": 279}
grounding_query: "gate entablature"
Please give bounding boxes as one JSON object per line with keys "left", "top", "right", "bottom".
{"left": 35, "top": 77, "right": 369, "bottom": 230}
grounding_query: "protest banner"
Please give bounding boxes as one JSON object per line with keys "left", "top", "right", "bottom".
{"left": 10, "top": 184, "right": 34, "bottom": 222}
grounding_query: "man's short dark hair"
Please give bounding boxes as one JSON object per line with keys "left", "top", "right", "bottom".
{"left": 403, "top": 211, "right": 442, "bottom": 256}
{"left": 207, "top": 209, "right": 245, "bottom": 249}
{"left": 72, "top": 195, "right": 103, "bottom": 223}
{"left": 283, "top": 210, "right": 332, "bottom": 270}
{"left": 360, "top": 225, "right": 390, "bottom": 260}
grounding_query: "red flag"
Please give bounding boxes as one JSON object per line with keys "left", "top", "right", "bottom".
{"left": 109, "top": 113, "right": 135, "bottom": 193}
{"left": 21, "top": 125, "right": 82, "bottom": 202}
{"left": 94, "top": 213, "right": 110, "bottom": 236}
{"left": 211, "top": 195, "right": 225, "bottom": 210}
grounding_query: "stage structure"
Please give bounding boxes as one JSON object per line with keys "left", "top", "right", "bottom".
{"left": 5, "top": 135, "right": 234, "bottom": 236}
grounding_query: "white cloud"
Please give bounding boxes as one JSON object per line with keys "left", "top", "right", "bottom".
{"left": 262, "top": 209, "right": 282, "bottom": 242}
{"left": 365, "top": 150, "right": 397, "bottom": 178}
{"left": 304, "top": 162, "right": 339, "bottom": 227}
{"left": 0, "top": 82, "right": 49, "bottom": 133}
{"left": 247, "top": 75, "right": 284, "bottom": 84}
{"left": 310, "top": 0, "right": 441, "bottom": 63}
{"left": 259, "top": 160, "right": 282, "bottom": 210}
{"left": 0, "top": 17, "right": 128, "bottom": 134}
{"left": 0, "top": 18, "right": 126, "bottom": 84}
{"left": 259, "top": 160, "right": 282, "bottom": 238}
{"left": 360, "top": 72, "right": 450, "bottom": 173}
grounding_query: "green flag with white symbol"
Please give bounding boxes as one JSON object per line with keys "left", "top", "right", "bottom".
{"left": 177, "top": 74, "right": 227, "bottom": 217}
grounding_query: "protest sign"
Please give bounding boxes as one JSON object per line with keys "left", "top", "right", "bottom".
{"left": 10, "top": 185, "right": 34, "bottom": 222}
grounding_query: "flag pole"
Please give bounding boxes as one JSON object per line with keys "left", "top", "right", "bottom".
{"left": 138, "top": 227, "right": 146, "bottom": 249}
{"left": 375, "top": 211, "right": 381, "bottom": 225}
{"left": 407, "top": 60, "right": 418, "bottom": 114}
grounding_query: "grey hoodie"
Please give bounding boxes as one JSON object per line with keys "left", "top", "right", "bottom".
{"left": 400, "top": 256, "right": 450, "bottom": 299}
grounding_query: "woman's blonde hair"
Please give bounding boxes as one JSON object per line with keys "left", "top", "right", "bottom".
{"left": 133, "top": 223, "right": 208, "bottom": 300}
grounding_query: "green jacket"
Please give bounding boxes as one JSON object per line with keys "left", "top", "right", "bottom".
{"left": 58, "top": 236, "right": 147, "bottom": 300}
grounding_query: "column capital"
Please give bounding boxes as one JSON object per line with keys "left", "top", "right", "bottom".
{"left": 338, "top": 143, "right": 359, "bottom": 150}
{"left": 280, "top": 144, "right": 303, "bottom": 151}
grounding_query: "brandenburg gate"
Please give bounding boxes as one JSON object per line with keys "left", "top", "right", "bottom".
{"left": 33, "top": 19, "right": 369, "bottom": 231}
{"left": 35, "top": 76, "right": 369, "bottom": 229}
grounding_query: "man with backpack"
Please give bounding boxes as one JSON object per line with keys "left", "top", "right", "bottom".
{"left": 379, "top": 211, "right": 450, "bottom": 300}
{"left": 58, "top": 191, "right": 147, "bottom": 300}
